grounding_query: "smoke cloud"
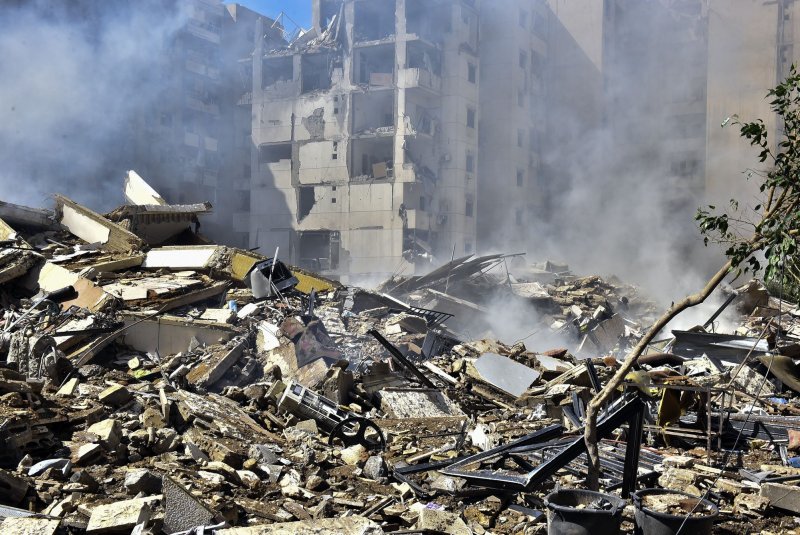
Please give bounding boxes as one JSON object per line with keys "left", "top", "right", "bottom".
{"left": 0, "top": 0, "right": 190, "bottom": 210}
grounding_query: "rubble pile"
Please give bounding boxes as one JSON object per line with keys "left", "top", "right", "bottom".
{"left": 2, "top": 172, "right": 800, "bottom": 534}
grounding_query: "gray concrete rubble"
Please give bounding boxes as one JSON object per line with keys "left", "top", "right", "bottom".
{"left": 2, "top": 177, "right": 800, "bottom": 534}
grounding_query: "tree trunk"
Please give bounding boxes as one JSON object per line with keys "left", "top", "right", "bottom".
{"left": 583, "top": 260, "right": 732, "bottom": 489}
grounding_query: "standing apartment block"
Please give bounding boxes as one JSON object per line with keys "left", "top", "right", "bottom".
{"left": 243, "top": 0, "right": 481, "bottom": 283}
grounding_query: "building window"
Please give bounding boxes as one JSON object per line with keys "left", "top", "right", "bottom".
{"left": 468, "top": 62, "right": 477, "bottom": 83}
{"left": 466, "top": 152, "right": 475, "bottom": 172}
{"left": 243, "top": 164, "right": 251, "bottom": 178}
{"left": 517, "top": 169, "right": 524, "bottom": 187}
{"left": 518, "top": 89, "right": 524, "bottom": 107}
{"left": 465, "top": 240, "right": 473, "bottom": 254}
{"left": 519, "top": 50, "right": 527, "bottom": 69}
{"left": 517, "top": 129, "right": 524, "bottom": 147}
{"left": 467, "top": 107, "right": 476, "bottom": 128}
{"left": 515, "top": 208, "right": 523, "bottom": 225}
{"left": 465, "top": 198, "right": 474, "bottom": 217}
{"left": 519, "top": 10, "right": 528, "bottom": 28}
{"left": 420, "top": 196, "right": 426, "bottom": 211}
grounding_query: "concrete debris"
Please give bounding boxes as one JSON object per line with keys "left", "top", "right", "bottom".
{"left": 2, "top": 177, "right": 800, "bottom": 534}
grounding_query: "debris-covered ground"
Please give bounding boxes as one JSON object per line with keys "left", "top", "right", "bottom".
{"left": 2, "top": 172, "right": 800, "bottom": 535}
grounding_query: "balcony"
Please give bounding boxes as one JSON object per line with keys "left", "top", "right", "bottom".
{"left": 186, "top": 96, "right": 220, "bottom": 115}
{"left": 399, "top": 68, "right": 441, "bottom": 93}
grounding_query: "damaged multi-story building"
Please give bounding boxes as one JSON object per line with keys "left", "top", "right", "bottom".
{"left": 240, "top": 0, "right": 482, "bottom": 283}
{"left": 31, "top": 0, "right": 798, "bottom": 283}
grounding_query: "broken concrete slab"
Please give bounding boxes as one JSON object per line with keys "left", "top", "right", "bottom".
{"left": 378, "top": 388, "right": 464, "bottom": 418}
{"left": 124, "top": 170, "right": 167, "bottom": 206}
{"left": 120, "top": 312, "right": 235, "bottom": 356}
{"left": 124, "top": 468, "right": 162, "bottom": 495}
{"left": 217, "top": 516, "right": 384, "bottom": 535}
{"left": 0, "top": 219, "right": 40, "bottom": 285}
{"left": 761, "top": 482, "right": 800, "bottom": 514}
{"left": 22, "top": 261, "right": 114, "bottom": 312}
{"left": 0, "top": 468, "right": 31, "bottom": 505}
{"left": 415, "top": 508, "right": 472, "bottom": 535}
{"left": 0, "top": 200, "right": 54, "bottom": 229}
{"left": 98, "top": 384, "right": 132, "bottom": 406}
{"left": 108, "top": 202, "right": 213, "bottom": 245}
{"left": 0, "top": 517, "right": 60, "bottom": 535}
{"left": 54, "top": 194, "right": 144, "bottom": 253}
{"left": 86, "top": 419, "right": 121, "bottom": 450}
{"left": 186, "top": 337, "right": 247, "bottom": 387}
{"left": 471, "top": 353, "right": 540, "bottom": 397}
{"left": 85, "top": 497, "right": 152, "bottom": 533}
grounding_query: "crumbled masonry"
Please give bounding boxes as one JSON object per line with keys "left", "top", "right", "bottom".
{"left": 2, "top": 174, "right": 800, "bottom": 534}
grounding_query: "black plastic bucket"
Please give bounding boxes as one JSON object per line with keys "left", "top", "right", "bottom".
{"left": 544, "top": 488, "right": 626, "bottom": 535}
{"left": 632, "top": 488, "right": 718, "bottom": 535}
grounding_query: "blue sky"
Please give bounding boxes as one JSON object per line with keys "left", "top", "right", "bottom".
{"left": 237, "top": 1, "right": 312, "bottom": 29}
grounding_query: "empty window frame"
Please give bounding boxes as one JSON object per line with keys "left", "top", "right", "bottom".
{"left": 262, "top": 56, "right": 293, "bottom": 88}
{"left": 259, "top": 143, "right": 292, "bottom": 163}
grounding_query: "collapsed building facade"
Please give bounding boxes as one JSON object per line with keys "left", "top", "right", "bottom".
{"left": 244, "top": 0, "right": 483, "bottom": 283}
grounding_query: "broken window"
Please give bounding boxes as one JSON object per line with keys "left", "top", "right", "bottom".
{"left": 352, "top": 91, "right": 394, "bottom": 132}
{"left": 467, "top": 108, "right": 476, "bottom": 129}
{"left": 351, "top": 137, "right": 394, "bottom": 179}
{"left": 531, "top": 50, "right": 545, "bottom": 73}
{"left": 407, "top": 41, "right": 441, "bottom": 76}
{"left": 259, "top": 143, "right": 292, "bottom": 164}
{"left": 262, "top": 56, "right": 293, "bottom": 89}
{"left": 301, "top": 53, "right": 333, "bottom": 93}
{"left": 407, "top": 0, "right": 449, "bottom": 41}
{"left": 298, "top": 187, "right": 316, "bottom": 220}
{"left": 354, "top": 0, "right": 395, "bottom": 42}
{"left": 298, "top": 230, "right": 340, "bottom": 271}
{"left": 468, "top": 62, "right": 476, "bottom": 83}
{"left": 354, "top": 44, "right": 395, "bottom": 85}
